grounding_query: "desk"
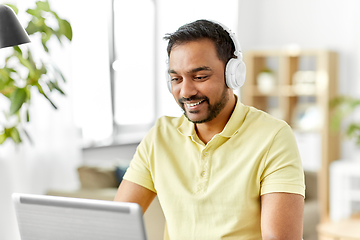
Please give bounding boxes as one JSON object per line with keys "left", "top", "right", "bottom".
{"left": 317, "top": 218, "right": 360, "bottom": 240}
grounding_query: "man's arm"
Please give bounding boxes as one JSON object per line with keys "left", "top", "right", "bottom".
{"left": 261, "top": 192, "right": 304, "bottom": 240}
{"left": 114, "top": 179, "right": 157, "bottom": 214}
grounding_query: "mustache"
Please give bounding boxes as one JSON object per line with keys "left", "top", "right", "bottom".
{"left": 178, "top": 95, "right": 209, "bottom": 104}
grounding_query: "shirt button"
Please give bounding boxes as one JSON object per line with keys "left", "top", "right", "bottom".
{"left": 203, "top": 152, "right": 209, "bottom": 157}
{"left": 201, "top": 171, "right": 206, "bottom": 177}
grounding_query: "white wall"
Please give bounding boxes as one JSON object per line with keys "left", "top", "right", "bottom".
{"left": 238, "top": 0, "right": 360, "bottom": 159}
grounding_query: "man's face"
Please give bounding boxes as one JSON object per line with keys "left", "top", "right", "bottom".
{"left": 168, "top": 38, "right": 231, "bottom": 124}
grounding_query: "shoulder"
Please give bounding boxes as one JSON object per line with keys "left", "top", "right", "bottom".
{"left": 143, "top": 115, "right": 186, "bottom": 141}
{"left": 154, "top": 115, "right": 185, "bottom": 128}
{"left": 152, "top": 115, "right": 186, "bottom": 134}
{"left": 243, "top": 105, "right": 290, "bottom": 133}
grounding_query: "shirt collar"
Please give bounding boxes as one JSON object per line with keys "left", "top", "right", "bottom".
{"left": 177, "top": 95, "right": 248, "bottom": 138}
{"left": 218, "top": 96, "right": 248, "bottom": 138}
{"left": 177, "top": 115, "right": 196, "bottom": 137}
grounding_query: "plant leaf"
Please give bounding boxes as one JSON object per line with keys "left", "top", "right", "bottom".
{"left": 13, "top": 46, "right": 23, "bottom": 54}
{"left": 39, "top": 64, "right": 47, "bottom": 75}
{"left": 53, "top": 31, "right": 63, "bottom": 44}
{"left": 43, "top": 94, "right": 57, "bottom": 109}
{"left": 51, "top": 63, "right": 66, "bottom": 82}
{"left": 41, "top": 34, "right": 51, "bottom": 52}
{"left": 0, "top": 132, "right": 7, "bottom": 144}
{"left": 36, "top": 0, "right": 51, "bottom": 12}
{"left": 10, "top": 127, "right": 22, "bottom": 144}
{"left": 22, "top": 128, "right": 33, "bottom": 145}
{"left": 26, "top": 108, "right": 30, "bottom": 122}
{"left": 10, "top": 88, "right": 27, "bottom": 115}
{"left": 36, "top": 84, "right": 57, "bottom": 109}
{"left": 15, "top": 50, "right": 35, "bottom": 74}
{"left": 330, "top": 95, "right": 360, "bottom": 132}
{"left": 26, "top": 8, "right": 42, "bottom": 18}
{"left": 25, "top": 21, "right": 40, "bottom": 35}
{"left": 47, "top": 81, "right": 65, "bottom": 95}
{"left": 17, "top": 53, "right": 33, "bottom": 70}
{"left": 5, "top": 4, "right": 19, "bottom": 14}
{"left": 26, "top": 49, "right": 37, "bottom": 70}
{"left": 60, "top": 19, "right": 73, "bottom": 41}
{"left": 347, "top": 123, "right": 360, "bottom": 138}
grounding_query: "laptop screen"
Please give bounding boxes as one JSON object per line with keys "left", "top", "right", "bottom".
{"left": 12, "top": 193, "right": 147, "bottom": 240}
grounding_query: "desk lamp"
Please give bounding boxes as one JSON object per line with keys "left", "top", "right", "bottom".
{"left": 0, "top": 4, "right": 30, "bottom": 49}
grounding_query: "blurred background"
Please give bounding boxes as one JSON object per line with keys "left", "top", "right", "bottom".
{"left": 0, "top": 0, "right": 359, "bottom": 240}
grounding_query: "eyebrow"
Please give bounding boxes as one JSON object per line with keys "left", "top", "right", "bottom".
{"left": 168, "top": 66, "right": 213, "bottom": 75}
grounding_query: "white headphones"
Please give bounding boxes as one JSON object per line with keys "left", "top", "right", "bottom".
{"left": 166, "top": 20, "right": 246, "bottom": 92}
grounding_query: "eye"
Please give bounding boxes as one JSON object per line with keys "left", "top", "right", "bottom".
{"left": 194, "top": 76, "right": 208, "bottom": 81}
{"left": 171, "top": 77, "right": 182, "bottom": 83}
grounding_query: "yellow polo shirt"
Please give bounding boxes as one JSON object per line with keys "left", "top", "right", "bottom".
{"left": 123, "top": 98, "right": 305, "bottom": 240}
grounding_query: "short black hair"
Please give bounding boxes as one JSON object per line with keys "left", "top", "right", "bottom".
{"left": 164, "top": 19, "right": 236, "bottom": 65}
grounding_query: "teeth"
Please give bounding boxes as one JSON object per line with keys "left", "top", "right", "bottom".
{"left": 187, "top": 100, "right": 204, "bottom": 107}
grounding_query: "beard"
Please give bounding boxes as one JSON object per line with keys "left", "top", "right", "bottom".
{"left": 178, "top": 84, "right": 230, "bottom": 124}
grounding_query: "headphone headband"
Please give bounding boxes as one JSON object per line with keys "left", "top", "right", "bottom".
{"left": 208, "top": 19, "right": 242, "bottom": 59}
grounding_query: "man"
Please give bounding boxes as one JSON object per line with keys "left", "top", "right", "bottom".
{"left": 115, "top": 19, "right": 305, "bottom": 240}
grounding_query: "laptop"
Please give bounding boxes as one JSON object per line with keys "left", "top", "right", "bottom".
{"left": 12, "top": 193, "right": 147, "bottom": 240}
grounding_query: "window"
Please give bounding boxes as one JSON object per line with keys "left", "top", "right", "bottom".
{"left": 110, "top": 0, "right": 156, "bottom": 140}
{"left": 73, "top": 0, "right": 239, "bottom": 146}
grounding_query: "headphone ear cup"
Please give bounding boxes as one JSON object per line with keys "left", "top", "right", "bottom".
{"left": 166, "top": 70, "right": 172, "bottom": 92}
{"left": 165, "top": 60, "right": 172, "bottom": 92}
{"left": 225, "top": 58, "right": 246, "bottom": 90}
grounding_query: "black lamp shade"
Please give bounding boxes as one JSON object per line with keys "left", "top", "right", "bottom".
{"left": 0, "top": 5, "right": 30, "bottom": 49}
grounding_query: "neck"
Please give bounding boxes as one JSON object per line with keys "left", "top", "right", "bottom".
{"left": 196, "top": 94, "right": 236, "bottom": 144}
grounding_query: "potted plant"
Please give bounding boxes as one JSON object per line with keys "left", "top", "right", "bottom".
{"left": 330, "top": 96, "right": 360, "bottom": 146}
{"left": 0, "top": 0, "right": 72, "bottom": 145}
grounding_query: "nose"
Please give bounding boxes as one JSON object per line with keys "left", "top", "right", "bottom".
{"left": 179, "top": 77, "right": 197, "bottom": 99}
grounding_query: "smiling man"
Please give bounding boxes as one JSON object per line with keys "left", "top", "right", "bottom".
{"left": 115, "top": 20, "right": 305, "bottom": 240}
{"left": 168, "top": 38, "right": 235, "bottom": 144}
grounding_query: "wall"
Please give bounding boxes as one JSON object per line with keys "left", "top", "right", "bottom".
{"left": 238, "top": 0, "right": 360, "bottom": 160}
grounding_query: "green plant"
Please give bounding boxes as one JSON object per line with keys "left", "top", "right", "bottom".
{"left": 330, "top": 96, "right": 360, "bottom": 146}
{"left": 0, "top": 0, "right": 72, "bottom": 144}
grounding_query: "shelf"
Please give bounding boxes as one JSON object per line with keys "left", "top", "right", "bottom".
{"left": 247, "top": 85, "right": 317, "bottom": 97}
{"left": 244, "top": 48, "right": 333, "bottom": 57}
{"left": 318, "top": 219, "right": 360, "bottom": 240}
